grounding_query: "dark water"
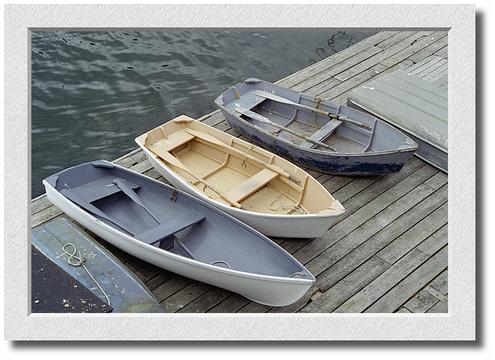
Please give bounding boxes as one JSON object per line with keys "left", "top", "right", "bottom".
{"left": 31, "top": 29, "right": 376, "bottom": 197}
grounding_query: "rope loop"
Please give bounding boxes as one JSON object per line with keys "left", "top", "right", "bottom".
{"left": 58, "top": 243, "right": 111, "bottom": 306}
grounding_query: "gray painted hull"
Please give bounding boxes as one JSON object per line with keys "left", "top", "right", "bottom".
{"left": 215, "top": 78, "right": 417, "bottom": 176}
{"left": 32, "top": 217, "right": 164, "bottom": 313}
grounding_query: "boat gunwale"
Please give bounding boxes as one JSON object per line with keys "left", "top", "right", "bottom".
{"left": 135, "top": 118, "right": 345, "bottom": 219}
{"left": 43, "top": 162, "right": 315, "bottom": 286}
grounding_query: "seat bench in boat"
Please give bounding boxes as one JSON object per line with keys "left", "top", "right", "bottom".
{"left": 71, "top": 177, "right": 141, "bottom": 203}
{"left": 137, "top": 215, "right": 206, "bottom": 246}
{"left": 225, "top": 168, "right": 279, "bottom": 203}
{"left": 299, "top": 119, "right": 343, "bottom": 149}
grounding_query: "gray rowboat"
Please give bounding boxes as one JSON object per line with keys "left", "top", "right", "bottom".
{"left": 215, "top": 78, "right": 418, "bottom": 176}
{"left": 43, "top": 160, "right": 315, "bottom": 306}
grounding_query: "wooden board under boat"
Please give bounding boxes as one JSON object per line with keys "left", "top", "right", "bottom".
{"left": 43, "top": 160, "right": 315, "bottom": 306}
{"left": 214, "top": 78, "right": 418, "bottom": 176}
{"left": 135, "top": 115, "right": 345, "bottom": 238}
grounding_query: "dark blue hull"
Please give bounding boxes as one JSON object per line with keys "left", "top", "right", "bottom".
{"left": 228, "top": 118, "right": 413, "bottom": 176}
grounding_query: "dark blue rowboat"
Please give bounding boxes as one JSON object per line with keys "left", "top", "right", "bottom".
{"left": 215, "top": 78, "right": 418, "bottom": 176}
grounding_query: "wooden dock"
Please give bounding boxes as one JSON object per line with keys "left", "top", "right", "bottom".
{"left": 31, "top": 31, "right": 448, "bottom": 313}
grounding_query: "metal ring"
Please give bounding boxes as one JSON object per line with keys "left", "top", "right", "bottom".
{"left": 211, "top": 260, "right": 232, "bottom": 269}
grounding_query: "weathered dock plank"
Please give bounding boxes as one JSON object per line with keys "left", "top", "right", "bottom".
{"left": 30, "top": 31, "right": 448, "bottom": 313}
{"left": 309, "top": 185, "right": 447, "bottom": 297}
{"left": 403, "top": 270, "right": 448, "bottom": 313}
{"left": 365, "top": 246, "right": 448, "bottom": 313}
{"left": 301, "top": 256, "right": 390, "bottom": 313}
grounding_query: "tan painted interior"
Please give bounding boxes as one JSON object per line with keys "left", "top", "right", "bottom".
{"left": 136, "top": 115, "right": 341, "bottom": 216}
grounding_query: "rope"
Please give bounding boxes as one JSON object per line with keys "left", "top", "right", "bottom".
{"left": 57, "top": 243, "right": 111, "bottom": 306}
{"left": 268, "top": 194, "right": 306, "bottom": 214}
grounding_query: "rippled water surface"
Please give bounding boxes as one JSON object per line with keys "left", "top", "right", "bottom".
{"left": 31, "top": 30, "right": 376, "bottom": 197}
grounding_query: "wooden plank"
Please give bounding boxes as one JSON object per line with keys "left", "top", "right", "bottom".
{"left": 294, "top": 164, "right": 438, "bottom": 266}
{"left": 300, "top": 256, "right": 390, "bottom": 313}
{"left": 177, "top": 288, "right": 233, "bottom": 313}
{"left": 151, "top": 276, "right": 191, "bottom": 303}
{"left": 365, "top": 246, "right": 448, "bottom": 313}
{"left": 320, "top": 175, "right": 355, "bottom": 194}
{"left": 145, "top": 272, "right": 174, "bottom": 291}
{"left": 332, "top": 31, "right": 436, "bottom": 82}
{"left": 32, "top": 206, "right": 63, "bottom": 228}
{"left": 428, "top": 70, "right": 448, "bottom": 85}
{"left": 299, "top": 119, "right": 342, "bottom": 148}
{"left": 237, "top": 301, "right": 271, "bottom": 313}
{"left": 408, "top": 55, "right": 445, "bottom": 75}
{"left": 283, "top": 159, "right": 423, "bottom": 258}
{"left": 207, "top": 294, "right": 250, "bottom": 313}
{"left": 319, "top": 33, "right": 446, "bottom": 102}
{"left": 278, "top": 31, "right": 399, "bottom": 88}
{"left": 374, "top": 31, "right": 418, "bottom": 49}
{"left": 380, "top": 32, "right": 448, "bottom": 68}
{"left": 294, "top": 45, "right": 382, "bottom": 93}
{"left": 417, "top": 225, "right": 448, "bottom": 256}
{"left": 163, "top": 282, "right": 210, "bottom": 313}
{"left": 202, "top": 111, "right": 226, "bottom": 126}
{"left": 403, "top": 270, "right": 448, "bottom": 313}
{"left": 334, "top": 248, "right": 431, "bottom": 313}
{"left": 31, "top": 196, "right": 53, "bottom": 215}
{"left": 316, "top": 63, "right": 388, "bottom": 99}
{"left": 376, "top": 202, "right": 448, "bottom": 264}
{"left": 313, "top": 184, "right": 447, "bottom": 291}
{"left": 225, "top": 169, "right": 278, "bottom": 203}
{"left": 422, "top": 62, "right": 448, "bottom": 82}
{"left": 434, "top": 46, "right": 448, "bottom": 59}
{"left": 407, "top": 35, "right": 449, "bottom": 64}
{"left": 415, "top": 59, "right": 447, "bottom": 79}
{"left": 308, "top": 177, "right": 447, "bottom": 284}
{"left": 427, "top": 299, "right": 448, "bottom": 313}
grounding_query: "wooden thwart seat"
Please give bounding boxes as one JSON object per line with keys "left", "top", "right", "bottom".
{"left": 148, "top": 130, "right": 195, "bottom": 153}
{"left": 300, "top": 119, "right": 342, "bottom": 149}
{"left": 225, "top": 169, "right": 279, "bottom": 203}
{"left": 70, "top": 177, "right": 140, "bottom": 203}
{"left": 137, "top": 215, "right": 206, "bottom": 245}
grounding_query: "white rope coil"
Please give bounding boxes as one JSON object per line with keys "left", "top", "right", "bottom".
{"left": 58, "top": 243, "right": 111, "bottom": 306}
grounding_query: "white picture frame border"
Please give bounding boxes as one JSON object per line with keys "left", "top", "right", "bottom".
{"left": 4, "top": 4, "right": 475, "bottom": 341}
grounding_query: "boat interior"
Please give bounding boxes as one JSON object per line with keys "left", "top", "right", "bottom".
{"left": 221, "top": 83, "right": 406, "bottom": 153}
{"left": 139, "top": 120, "right": 337, "bottom": 216}
{"left": 47, "top": 161, "right": 312, "bottom": 279}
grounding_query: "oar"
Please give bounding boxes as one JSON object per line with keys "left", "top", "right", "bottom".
{"left": 184, "top": 128, "right": 300, "bottom": 182}
{"left": 113, "top": 178, "right": 160, "bottom": 223}
{"left": 254, "top": 90, "right": 372, "bottom": 130}
{"left": 233, "top": 105, "right": 336, "bottom": 152}
{"left": 146, "top": 144, "right": 242, "bottom": 209}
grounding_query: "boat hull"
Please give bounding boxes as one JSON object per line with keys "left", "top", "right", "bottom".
{"left": 44, "top": 179, "right": 313, "bottom": 307}
{"left": 222, "top": 111, "right": 415, "bottom": 176}
{"left": 32, "top": 217, "right": 164, "bottom": 313}
{"left": 141, "top": 146, "right": 338, "bottom": 238}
